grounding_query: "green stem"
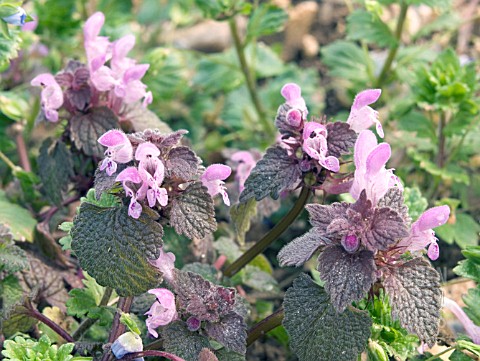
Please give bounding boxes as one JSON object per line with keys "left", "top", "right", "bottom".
{"left": 223, "top": 186, "right": 311, "bottom": 277}
{"left": 0, "top": 150, "right": 20, "bottom": 172}
{"left": 424, "top": 346, "right": 456, "bottom": 361}
{"left": 247, "top": 308, "right": 284, "bottom": 346}
{"left": 72, "top": 287, "right": 113, "bottom": 340}
{"left": 228, "top": 18, "right": 274, "bottom": 138}
{"left": 437, "top": 111, "right": 446, "bottom": 168}
{"left": 375, "top": 2, "right": 409, "bottom": 88}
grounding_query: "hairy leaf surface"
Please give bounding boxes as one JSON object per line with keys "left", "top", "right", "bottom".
{"left": 278, "top": 228, "right": 327, "bottom": 267}
{"left": 378, "top": 187, "right": 411, "bottom": 224}
{"left": 71, "top": 202, "right": 163, "bottom": 296}
{"left": 317, "top": 246, "right": 376, "bottom": 312}
{"left": 382, "top": 257, "right": 442, "bottom": 346}
{"left": 38, "top": 139, "right": 73, "bottom": 205}
{"left": 306, "top": 202, "right": 348, "bottom": 229}
{"left": 170, "top": 182, "right": 216, "bottom": 239}
{"left": 283, "top": 273, "right": 372, "bottom": 361}
{"left": 326, "top": 122, "right": 357, "bottom": 158}
{"left": 161, "top": 321, "right": 210, "bottom": 361}
{"left": 166, "top": 146, "right": 199, "bottom": 181}
{"left": 365, "top": 207, "right": 409, "bottom": 251}
{"left": 205, "top": 313, "right": 247, "bottom": 354}
{"left": 239, "top": 146, "right": 301, "bottom": 202}
{"left": 70, "top": 107, "right": 119, "bottom": 157}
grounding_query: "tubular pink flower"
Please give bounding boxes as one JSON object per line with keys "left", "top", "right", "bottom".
{"left": 151, "top": 248, "right": 176, "bottom": 283}
{"left": 31, "top": 73, "right": 64, "bottom": 122}
{"left": 347, "top": 89, "right": 383, "bottom": 138}
{"left": 98, "top": 130, "right": 133, "bottom": 176}
{"left": 135, "top": 142, "right": 160, "bottom": 162}
{"left": 83, "top": 12, "right": 111, "bottom": 72}
{"left": 116, "top": 167, "right": 146, "bottom": 219}
{"left": 443, "top": 297, "right": 480, "bottom": 344}
{"left": 350, "top": 130, "right": 394, "bottom": 205}
{"left": 201, "top": 164, "right": 232, "bottom": 206}
{"left": 145, "top": 288, "right": 178, "bottom": 338}
{"left": 231, "top": 151, "right": 257, "bottom": 193}
{"left": 281, "top": 83, "right": 308, "bottom": 115}
{"left": 397, "top": 205, "right": 450, "bottom": 260}
{"left": 302, "top": 122, "right": 340, "bottom": 172}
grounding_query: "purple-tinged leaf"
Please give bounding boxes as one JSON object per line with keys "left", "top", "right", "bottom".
{"left": 128, "top": 129, "right": 188, "bottom": 150}
{"left": 364, "top": 207, "right": 408, "bottom": 251}
{"left": 70, "top": 107, "right": 119, "bottom": 157}
{"left": 382, "top": 257, "right": 442, "bottom": 347}
{"left": 170, "top": 182, "right": 216, "bottom": 240}
{"left": 239, "top": 146, "right": 301, "bottom": 202}
{"left": 350, "top": 190, "right": 373, "bottom": 217}
{"left": 278, "top": 228, "right": 328, "bottom": 267}
{"left": 166, "top": 147, "right": 200, "bottom": 181}
{"left": 71, "top": 202, "right": 163, "bottom": 296}
{"left": 326, "top": 122, "right": 357, "bottom": 158}
{"left": 173, "top": 270, "right": 236, "bottom": 322}
{"left": 306, "top": 202, "right": 349, "bottom": 229}
{"left": 378, "top": 187, "right": 411, "bottom": 224}
{"left": 275, "top": 104, "right": 302, "bottom": 137}
{"left": 317, "top": 245, "right": 376, "bottom": 312}
{"left": 161, "top": 321, "right": 210, "bottom": 361}
{"left": 283, "top": 273, "right": 372, "bottom": 361}
{"left": 205, "top": 313, "right": 247, "bottom": 354}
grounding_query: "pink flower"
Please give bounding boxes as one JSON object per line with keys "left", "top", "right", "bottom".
{"left": 347, "top": 89, "right": 383, "bottom": 138}
{"left": 231, "top": 151, "right": 257, "bottom": 193}
{"left": 397, "top": 205, "right": 450, "bottom": 260}
{"left": 281, "top": 83, "right": 308, "bottom": 116}
{"left": 83, "top": 12, "right": 111, "bottom": 72}
{"left": 151, "top": 248, "right": 176, "bottom": 283}
{"left": 201, "top": 164, "right": 232, "bottom": 206}
{"left": 443, "top": 297, "right": 480, "bottom": 344}
{"left": 302, "top": 122, "right": 340, "bottom": 172}
{"left": 350, "top": 130, "right": 395, "bottom": 205}
{"left": 116, "top": 167, "right": 145, "bottom": 219}
{"left": 98, "top": 130, "right": 133, "bottom": 176}
{"left": 31, "top": 74, "right": 64, "bottom": 122}
{"left": 145, "top": 288, "right": 178, "bottom": 338}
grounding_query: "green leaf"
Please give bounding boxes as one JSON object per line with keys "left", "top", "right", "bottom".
{"left": 246, "top": 42, "right": 285, "bottom": 78}
{"left": 230, "top": 198, "right": 257, "bottom": 247}
{"left": 70, "top": 107, "right": 119, "bottom": 157}
{"left": 38, "top": 138, "right": 74, "bottom": 205}
{"left": 120, "top": 312, "right": 141, "bottom": 335}
{"left": 182, "top": 262, "right": 220, "bottom": 284}
{"left": 161, "top": 321, "right": 210, "bottom": 361}
{"left": 80, "top": 188, "right": 120, "bottom": 208}
{"left": 321, "top": 40, "right": 372, "bottom": 88}
{"left": 346, "top": 10, "right": 396, "bottom": 48}
{"left": 397, "top": 111, "right": 436, "bottom": 141}
{"left": 463, "top": 287, "right": 480, "bottom": 326}
{"left": 246, "top": 4, "right": 287, "bottom": 42}
{"left": 283, "top": 273, "right": 372, "bottom": 361}
{"left": 213, "top": 236, "right": 242, "bottom": 261}
{"left": 0, "top": 4, "right": 20, "bottom": 19}
{"left": 454, "top": 246, "right": 480, "bottom": 282}
{"left": 0, "top": 242, "right": 28, "bottom": 273}
{"left": 0, "top": 199, "right": 36, "bottom": 242}
{"left": 435, "top": 214, "right": 480, "bottom": 248}
{"left": 238, "top": 265, "right": 278, "bottom": 292}
{"left": 170, "top": 181, "right": 217, "bottom": 240}
{"left": 71, "top": 202, "right": 164, "bottom": 296}
{"left": 403, "top": 187, "right": 428, "bottom": 222}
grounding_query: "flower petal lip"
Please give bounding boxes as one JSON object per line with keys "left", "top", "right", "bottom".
{"left": 98, "top": 129, "right": 128, "bottom": 147}
{"left": 354, "top": 130, "right": 378, "bottom": 169}
{"left": 416, "top": 205, "right": 450, "bottom": 231}
{"left": 202, "top": 164, "right": 232, "bottom": 182}
{"left": 351, "top": 89, "right": 381, "bottom": 111}
{"left": 366, "top": 143, "right": 391, "bottom": 174}
{"left": 135, "top": 142, "right": 160, "bottom": 161}
{"left": 83, "top": 12, "right": 105, "bottom": 41}
{"left": 116, "top": 167, "right": 143, "bottom": 184}
{"left": 281, "top": 83, "right": 302, "bottom": 102}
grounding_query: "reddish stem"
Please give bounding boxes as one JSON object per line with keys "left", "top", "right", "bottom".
{"left": 120, "top": 350, "right": 186, "bottom": 361}
{"left": 27, "top": 307, "right": 74, "bottom": 343}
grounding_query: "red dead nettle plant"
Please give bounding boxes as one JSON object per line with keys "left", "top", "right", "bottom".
{"left": 15, "top": 11, "right": 459, "bottom": 361}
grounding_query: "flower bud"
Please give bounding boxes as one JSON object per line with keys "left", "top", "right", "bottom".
{"left": 2, "top": 7, "right": 26, "bottom": 26}
{"left": 186, "top": 316, "right": 201, "bottom": 331}
{"left": 341, "top": 234, "right": 359, "bottom": 253}
{"left": 286, "top": 108, "right": 303, "bottom": 128}
{"left": 111, "top": 332, "right": 143, "bottom": 360}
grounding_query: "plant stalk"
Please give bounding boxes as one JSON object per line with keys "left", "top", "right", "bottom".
{"left": 247, "top": 308, "right": 284, "bottom": 346}
{"left": 101, "top": 296, "right": 134, "bottom": 361}
{"left": 27, "top": 307, "right": 75, "bottom": 343}
{"left": 223, "top": 186, "right": 311, "bottom": 277}
{"left": 120, "top": 350, "right": 185, "bottom": 361}
{"left": 424, "top": 346, "right": 456, "bottom": 361}
{"left": 375, "top": 2, "right": 409, "bottom": 88}
{"left": 0, "top": 150, "right": 19, "bottom": 172}
{"left": 228, "top": 18, "right": 274, "bottom": 138}
{"left": 437, "top": 112, "right": 446, "bottom": 168}
{"left": 72, "top": 287, "right": 113, "bottom": 340}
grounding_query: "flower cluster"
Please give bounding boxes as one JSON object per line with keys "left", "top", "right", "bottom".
{"left": 30, "top": 12, "right": 152, "bottom": 123}
{"left": 277, "top": 83, "right": 382, "bottom": 174}
{"left": 97, "top": 129, "right": 231, "bottom": 219}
